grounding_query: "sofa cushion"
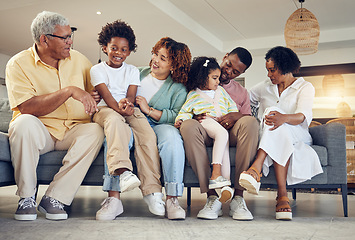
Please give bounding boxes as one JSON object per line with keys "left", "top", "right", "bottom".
{"left": 0, "top": 132, "right": 10, "bottom": 162}
{"left": 0, "top": 98, "right": 12, "bottom": 133}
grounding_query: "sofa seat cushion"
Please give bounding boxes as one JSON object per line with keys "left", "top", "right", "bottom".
{"left": 0, "top": 132, "right": 10, "bottom": 162}
{"left": 311, "top": 145, "right": 327, "bottom": 166}
{"left": 0, "top": 98, "right": 12, "bottom": 133}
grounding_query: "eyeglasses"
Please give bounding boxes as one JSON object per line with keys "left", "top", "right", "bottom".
{"left": 46, "top": 33, "right": 73, "bottom": 42}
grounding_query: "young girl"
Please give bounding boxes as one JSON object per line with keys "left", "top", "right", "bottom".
{"left": 175, "top": 56, "right": 237, "bottom": 203}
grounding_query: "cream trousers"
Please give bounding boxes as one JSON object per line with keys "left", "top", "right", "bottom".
{"left": 8, "top": 114, "right": 104, "bottom": 205}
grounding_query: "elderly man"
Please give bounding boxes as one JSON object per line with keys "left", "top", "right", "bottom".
{"left": 6, "top": 11, "right": 104, "bottom": 221}
{"left": 180, "top": 47, "right": 259, "bottom": 220}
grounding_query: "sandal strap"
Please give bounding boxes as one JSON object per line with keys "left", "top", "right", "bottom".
{"left": 247, "top": 166, "right": 262, "bottom": 182}
{"left": 276, "top": 196, "right": 289, "bottom": 203}
{"left": 276, "top": 196, "right": 291, "bottom": 212}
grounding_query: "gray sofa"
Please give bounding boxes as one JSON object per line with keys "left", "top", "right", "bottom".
{"left": 0, "top": 98, "right": 348, "bottom": 217}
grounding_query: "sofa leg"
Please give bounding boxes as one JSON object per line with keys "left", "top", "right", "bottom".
{"left": 341, "top": 184, "right": 348, "bottom": 217}
{"left": 292, "top": 188, "right": 296, "bottom": 200}
{"left": 187, "top": 187, "right": 191, "bottom": 208}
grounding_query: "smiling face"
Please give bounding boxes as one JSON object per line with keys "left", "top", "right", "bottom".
{"left": 219, "top": 53, "right": 247, "bottom": 84}
{"left": 103, "top": 37, "right": 131, "bottom": 68}
{"left": 266, "top": 59, "right": 286, "bottom": 85}
{"left": 202, "top": 68, "right": 221, "bottom": 91}
{"left": 150, "top": 47, "right": 172, "bottom": 80}
{"left": 46, "top": 25, "right": 73, "bottom": 60}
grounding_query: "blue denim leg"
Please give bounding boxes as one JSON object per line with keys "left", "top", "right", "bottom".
{"left": 102, "top": 130, "right": 134, "bottom": 192}
{"left": 151, "top": 123, "right": 185, "bottom": 197}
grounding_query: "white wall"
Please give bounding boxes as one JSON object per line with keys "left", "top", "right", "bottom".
{"left": 0, "top": 53, "right": 11, "bottom": 98}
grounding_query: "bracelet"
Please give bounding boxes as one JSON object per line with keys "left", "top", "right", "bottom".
{"left": 147, "top": 107, "right": 154, "bottom": 117}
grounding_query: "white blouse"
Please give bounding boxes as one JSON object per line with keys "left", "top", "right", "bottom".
{"left": 249, "top": 77, "right": 315, "bottom": 128}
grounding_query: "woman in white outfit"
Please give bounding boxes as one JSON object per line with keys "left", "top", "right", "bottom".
{"left": 239, "top": 46, "right": 323, "bottom": 220}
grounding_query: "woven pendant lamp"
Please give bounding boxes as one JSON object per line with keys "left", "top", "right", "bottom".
{"left": 284, "top": 0, "right": 320, "bottom": 55}
{"left": 322, "top": 74, "right": 344, "bottom": 97}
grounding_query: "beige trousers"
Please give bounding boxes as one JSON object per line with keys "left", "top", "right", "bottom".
{"left": 93, "top": 107, "right": 161, "bottom": 196}
{"left": 180, "top": 116, "right": 259, "bottom": 193}
{"left": 8, "top": 114, "right": 104, "bottom": 205}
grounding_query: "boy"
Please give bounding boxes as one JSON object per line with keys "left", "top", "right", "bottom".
{"left": 91, "top": 20, "right": 160, "bottom": 220}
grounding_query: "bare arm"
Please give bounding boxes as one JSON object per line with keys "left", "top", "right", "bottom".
{"left": 18, "top": 86, "right": 98, "bottom": 116}
{"left": 135, "top": 95, "right": 162, "bottom": 121}
{"left": 95, "top": 83, "right": 134, "bottom": 116}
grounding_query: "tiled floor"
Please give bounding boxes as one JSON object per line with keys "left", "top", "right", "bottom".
{"left": 0, "top": 185, "right": 354, "bottom": 239}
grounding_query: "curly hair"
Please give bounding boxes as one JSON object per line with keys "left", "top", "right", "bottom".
{"left": 265, "top": 46, "right": 301, "bottom": 74}
{"left": 186, "top": 57, "right": 220, "bottom": 92}
{"left": 98, "top": 20, "right": 137, "bottom": 52}
{"left": 151, "top": 37, "right": 191, "bottom": 85}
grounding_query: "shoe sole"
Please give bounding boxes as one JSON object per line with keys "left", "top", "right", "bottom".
{"left": 276, "top": 211, "right": 292, "bottom": 220}
{"left": 197, "top": 209, "right": 223, "bottom": 220}
{"left": 239, "top": 173, "right": 260, "bottom": 195}
{"left": 219, "top": 187, "right": 234, "bottom": 203}
{"left": 209, "top": 180, "right": 231, "bottom": 189}
{"left": 38, "top": 205, "right": 68, "bottom": 220}
{"left": 167, "top": 213, "right": 186, "bottom": 220}
{"left": 229, "top": 210, "right": 253, "bottom": 221}
{"left": 120, "top": 178, "right": 141, "bottom": 193}
{"left": 14, "top": 213, "right": 37, "bottom": 221}
{"left": 96, "top": 209, "right": 124, "bottom": 221}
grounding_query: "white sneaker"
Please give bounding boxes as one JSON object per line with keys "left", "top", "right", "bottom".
{"left": 96, "top": 197, "right": 123, "bottom": 221}
{"left": 119, "top": 171, "right": 141, "bottom": 193}
{"left": 166, "top": 197, "right": 186, "bottom": 220}
{"left": 143, "top": 192, "right": 165, "bottom": 216}
{"left": 229, "top": 196, "right": 253, "bottom": 220}
{"left": 197, "top": 195, "right": 222, "bottom": 220}
{"left": 209, "top": 176, "right": 231, "bottom": 189}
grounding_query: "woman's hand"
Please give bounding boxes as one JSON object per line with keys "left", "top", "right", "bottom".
{"left": 118, "top": 98, "right": 134, "bottom": 116}
{"left": 135, "top": 95, "right": 149, "bottom": 114}
{"left": 174, "top": 119, "right": 183, "bottom": 129}
{"left": 264, "top": 111, "right": 286, "bottom": 130}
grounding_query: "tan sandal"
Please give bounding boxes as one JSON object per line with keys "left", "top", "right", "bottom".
{"left": 275, "top": 196, "right": 292, "bottom": 220}
{"left": 239, "top": 166, "right": 262, "bottom": 195}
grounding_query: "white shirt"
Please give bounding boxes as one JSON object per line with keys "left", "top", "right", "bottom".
{"left": 137, "top": 74, "right": 165, "bottom": 103}
{"left": 249, "top": 77, "right": 315, "bottom": 128}
{"left": 90, "top": 62, "right": 140, "bottom": 106}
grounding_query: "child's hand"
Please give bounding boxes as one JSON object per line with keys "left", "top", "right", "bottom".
{"left": 174, "top": 119, "right": 183, "bottom": 129}
{"left": 193, "top": 113, "right": 207, "bottom": 123}
{"left": 118, "top": 98, "right": 134, "bottom": 116}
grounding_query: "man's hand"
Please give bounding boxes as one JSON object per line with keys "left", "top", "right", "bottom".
{"left": 71, "top": 86, "right": 98, "bottom": 115}
{"left": 218, "top": 112, "right": 243, "bottom": 129}
{"left": 118, "top": 98, "right": 134, "bottom": 116}
{"left": 90, "top": 90, "right": 102, "bottom": 104}
{"left": 174, "top": 119, "right": 183, "bottom": 129}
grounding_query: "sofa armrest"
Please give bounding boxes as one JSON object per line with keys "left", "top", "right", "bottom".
{"left": 309, "top": 122, "right": 347, "bottom": 184}
{"left": 0, "top": 132, "right": 11, "bottom": 161}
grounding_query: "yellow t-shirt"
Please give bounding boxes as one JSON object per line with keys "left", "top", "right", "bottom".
{"left": 6, "top": 45, "right": 93, "bottom": 140}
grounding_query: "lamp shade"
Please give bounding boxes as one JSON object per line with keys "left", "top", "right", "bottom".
{"left": 284, "top": 7, "right": 320, "bottom": 55}
{"left": 336, "top": 101, "right": 352, "bottom": 118}
{"left": 322, "top": 74, "right": 344, "bottom": 97}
